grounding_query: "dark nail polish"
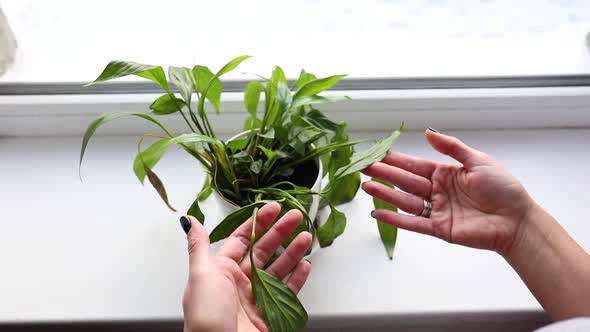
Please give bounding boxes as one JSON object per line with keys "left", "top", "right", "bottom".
{"left": 427, "top": 127, "right": 439, "bottom": 133}
{"left": 370, "top": 210, "right": 376, "bottom": 218}
{"left": 180, "top": 216, "right": 191, "bottom": 234}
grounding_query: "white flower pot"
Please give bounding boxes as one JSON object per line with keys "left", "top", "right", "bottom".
{"left": 211, "top": 130, "right": 323, "bottom": 254}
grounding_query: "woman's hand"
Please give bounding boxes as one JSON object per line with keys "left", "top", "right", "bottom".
{"left": 180, "top": 202, "right": 312, "bottom": 332}
{"left": 362, "top": 128, "right": 535, "bottom": 255}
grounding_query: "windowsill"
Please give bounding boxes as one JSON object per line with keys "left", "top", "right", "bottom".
{"left": 1, "top": 129, "right": 588, "bottom": 328}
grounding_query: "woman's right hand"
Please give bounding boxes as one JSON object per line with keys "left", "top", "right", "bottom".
{"left": 362, "top": 128, "right": 536, "bottom": 256}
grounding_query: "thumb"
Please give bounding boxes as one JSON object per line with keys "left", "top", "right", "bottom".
{"left": 425, "top": 128, "right": 486, "bottom": 169}
{"left": 180, "top": 215, "right": 211, "bottom": 266}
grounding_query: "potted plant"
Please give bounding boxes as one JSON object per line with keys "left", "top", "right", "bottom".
{"left": 79, "top": 55, "right": 403, "bottom": 331}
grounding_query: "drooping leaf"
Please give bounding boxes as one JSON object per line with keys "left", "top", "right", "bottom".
{"left": 133, "top": 133, "right": 223, "bottom": 183}
{"left": 322, "top": 172, "right": 360, "bottom": 206}
{"left": 244, "top": 81, "right": 265, "bottom": 117}
{"left": 372, "top": 178, "right": 398, "bottom": 259}
{"left": 187, "top": 196, "right": 205, "bottom": 223}
{"left": 317, "top": 205, "right": 346, "bottom": 247}
{"left": 193, "top": 65, "right": 222, "bottom": 113}
{"left": 168, "top": 66, "right": 194, "bottom": 105}
{"left": 133, "top": 138, "right": 170, "bottom": 184}
{"left": 209, "top": 201, "right": 272, "bottom": 243}
{"left": 150, "top": 94, "right": 185, "bottom": 115}
{"left": 292, "top": 95, "right": 351, "bottom": 109}
{"left": 79, "top": 112, "right": 172, "bottom": 176}
{"left": 249, "top": 207, "right": 308, "bottom": 332}
{"left": 88, "top": 60, "right": 170, "bottom": 91}
{"left": 334, "top": 126, "right": 403, "bottom": 180}
{"left": 141, "top": 157, "right": 176, "bottom": 212}
{"left": 293, "top": 69, "right": 317, "bottom": 90}
{"left": 197, "top": 176, "right": 212, "bottom": 201}
{"left": 292, "top": 74, "right": 347, "bottom": 102}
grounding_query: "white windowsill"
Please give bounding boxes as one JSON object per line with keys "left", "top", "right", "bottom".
{"left": 1, "top": 88, "right": 589, "bottom": 329}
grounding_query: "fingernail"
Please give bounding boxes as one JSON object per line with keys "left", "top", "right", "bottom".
{"left": 370, "top": 210, "right": 376, "bottom": 218}
{"left": 305, "top": 259, "right": 312, "bottom": 265}
{"left": 179, "top": 216, "right": 191, "bottom": 234}
{"left": 427, "top": 127, "right": 439, "bottom": 133}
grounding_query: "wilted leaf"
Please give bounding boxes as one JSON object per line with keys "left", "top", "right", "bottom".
{"left": 197, "top": 176, "right": 212, "bottom": 201}
{"left": 187, "top": 196, "right": 205, "bottom": 223}
{"left": 317, "top": 204, "right": 346, "bottom": 247}
{"left": 79, "top": 112, "right": 172, "bottom": 177}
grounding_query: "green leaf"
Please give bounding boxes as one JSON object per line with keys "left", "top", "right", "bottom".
{"left": 209, "top": 201, "right": 271, "bottom": 243}
{"left": 317, "top": 205, "right": 347, "bottom": 247}
{"left": 244, "top": 81, "right": 265, "bottom": 117}
{"left": 301, "top": 108, "right": 341, "bottom": 132}
{"left": 250, "top": 159, "right": 263, "bottom": 174}
{"left": 197, "top": 176, "right": 212, "bottom": 201}
{"left": 322, "top": 172, "right": 360, "bottom": 206}
{"left": 79, "top": 112, "right": 172, "bottom": 176}
{"left": 270, "top": 66, "right": 288, "bottom": 85}
{"left": 193, "top": 65, "right": 222, "bottom": 113}
{"left": 292, "top": 95, "right": 351, "bottom": 109}
{"left": 168, "top": 66, "right": 194, "bottom": 104}
{"left": 334, "top": 126, "right": 403, "bottom": 180}
{"left": 249, "top": 207, "right": 308, "bottom": 332}
{"left": 292, "top": 74, "right": 346, "bottom": 101}
{"left": 187, "top": 196, "right": 205, "bottom": 223}
{"left": 133, "top": 133, "right": 223, "bottom": 183}
{"left": 293, "top": 69, "right": 317, "bottom": 90}
{"left": 88, "top": 60, "right": 170, "bottom": 91}
{"left": 141, "top": 156, "right": 176, "bottom": 212}
{"left": 227, "top": 137, "right": 250, "bottom": 153}
{"left": 251, "top": 268, "right": 308, "bottom": 332}
{"left": 258, "top": 128, "right": 275, "bottom": 139}
{"left": 258, "top": 145, "right": 277, "bottom": 161}
{"left": 372, "top": 177, "right": 398, "bottom": 259}
{"left": 150, "top": 94, "right": 185, "bottom": 115}
{"left": 244, "top": 116, "right": 262, "bottom": 130}
{"left": 216, "top": 55, "right": 252, "bottom": 77}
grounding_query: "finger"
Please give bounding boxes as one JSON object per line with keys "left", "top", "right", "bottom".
{"left": 266, "top": 231, "right": 313, "bottom": 280}
{"left": 286, "top": 260, "right": 312, "bottom": 294}
{"left": 371, "top": 209, "right": 439, "bottom": 239}
{"left": 240, "top": 209, "right": 304, "bottom": 275}
{"left": 362, "top": 181, "right": 424, "bottom": 215}
{"left": 217, "top": 202, "right": 282, "bottom": 262}
{"left": 362, "top": 162, "right": 432, "bottom": 198}
{"left": 425, "top": 129, "right": 487, "bottom": 169}
{"left": 381, "top": 150, "right": 438, "bottom": 179}
{"left": 182, "top": 216, "right": 211, "bottom": 269}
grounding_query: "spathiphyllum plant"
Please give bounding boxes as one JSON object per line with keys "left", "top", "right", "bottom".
{"left": 79, "top": 55, "right": 403, "bottom": 332}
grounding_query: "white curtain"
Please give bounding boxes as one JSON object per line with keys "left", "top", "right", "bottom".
{"left": 0, "top": 6, "right": 16, "bottom": 77}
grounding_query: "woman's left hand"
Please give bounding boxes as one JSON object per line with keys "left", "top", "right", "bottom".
{"left": 181, "top": 202, "right": 312, "bottom": 332}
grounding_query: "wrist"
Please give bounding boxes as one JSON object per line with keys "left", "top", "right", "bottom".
{"left": 502, "top": 201, "right": 550, "bottom": 262}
